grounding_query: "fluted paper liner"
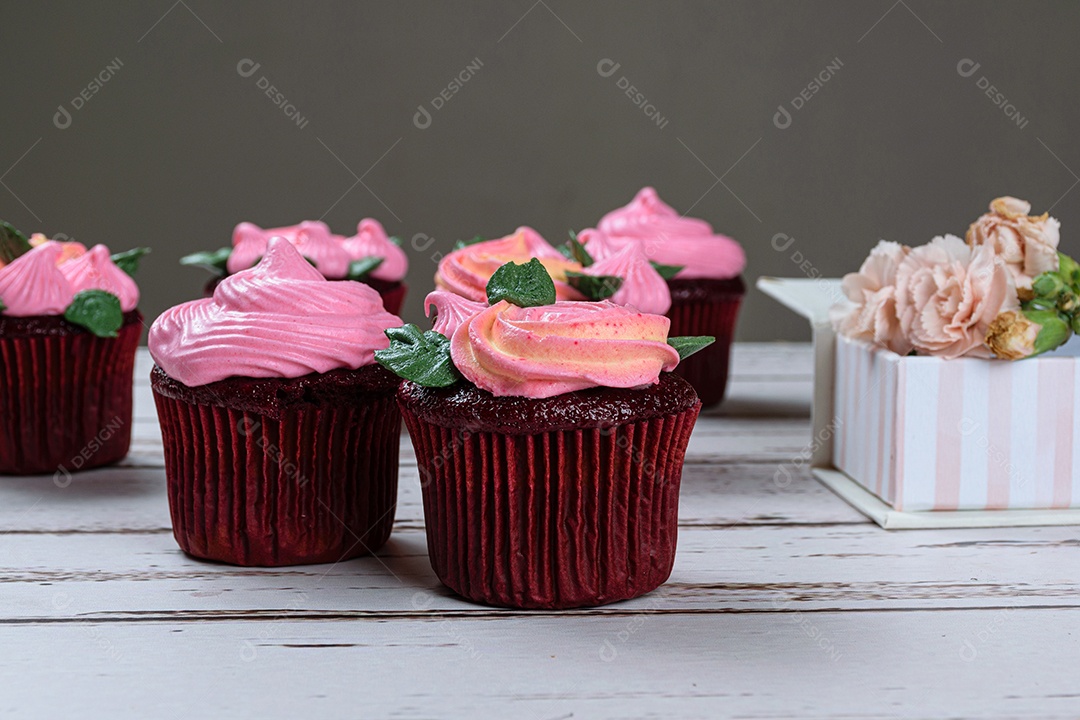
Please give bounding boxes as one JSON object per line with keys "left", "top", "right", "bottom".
{"left": 667, "top": 278, "right": 744, "bottom": 407}
{"left": 402, "top": 400, "right": 700, "bottom": 609}
{"left": 152, "top": 372, "right": 401, "bottom": 567}
{"left": 0, "top": 314, "right": 141, "bottom": 475}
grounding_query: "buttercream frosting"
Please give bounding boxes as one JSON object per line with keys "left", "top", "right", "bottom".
{"left": 449, "top": 300, "right": 680, "bottom": 398}
{"left": 0, "top": 240, "right": 139, "bottom": 316}
{"left": 341, "top": 219, "right": 408, "bottom": 282}
{"left": 150, "top": 236, "right": 400, "bottom": 386}
{"left": 592, "top": 187, "right": 746, "bottom": 279}
{"left": 60, "top": 245, "right": 140, "bottom": 312}
{"left": 582, "top": 239, "right": 672, "bottom": 314}
{"left": 435, "top": 227, "right": 584, "bottom": 302}
{"left": 424, "top": 290, "right": 486, "bottom": 337}
{"left": 0, "top": 242, "right": 75, "bottom": 316}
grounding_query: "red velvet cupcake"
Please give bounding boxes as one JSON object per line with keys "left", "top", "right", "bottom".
{"left": 150, "top": 237, "right": 403, "bottom": 566}
{"left": 181, "top": 218, "right": 408, "bottom": 314}
{"left": 378, "top": 260, "right": 711, "bottom": 609}
{"left": 0, "top": 224, "right": 146, "bottom": 475}
{"left": 583, "top": 187, "right": 747, "bottom": 407}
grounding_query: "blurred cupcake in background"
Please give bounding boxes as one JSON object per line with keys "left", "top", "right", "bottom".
{"left": 581, "top": 187, "right": 746, "bottom": 407}
{"left": 435, "top": 226, "right": 581, "bottom": 301}
{"left": 181, "top": 217, "right": 409, "bottom": 314}
{"left": 151, "top": 237, "right": 403, "bottom": 566}
{"left": 436, "top": 225, "right": 673, "bottom": 314}
{"left": 0, "top": 222, "right": 147, "bottom": 475}
{"left": 381, "top": 258, "right": 711, "bottom": 609}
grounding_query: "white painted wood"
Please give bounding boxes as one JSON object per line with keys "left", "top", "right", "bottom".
{"left": 1, "top": 612, "right": 1077, "bottom": 720}
{"left": 3, "top": 344, "right": 1077, "bottom": 719}
{"left": 5, "top": 523, "right": 1077, "bottom": 621}
{"left": 815, "top": 467, "right": 1080, "bottom": 529}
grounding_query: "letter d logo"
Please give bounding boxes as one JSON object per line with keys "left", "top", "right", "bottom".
{"left": 413, "top": 104, "right": 432, "bottom": 130}
{"left": 596, "top": 58, "right": 620, "bottom": 78}
{"left": 53, "top": 105, "right": 72, "bottom": 130}
{"left": 236, "top": 58, "right": 261, "bottom": 78}
{"left": 773, "top": 104, "right": 792, "bottom": 130}
{"left": 956, "top": 58, "right": 980, "bottom": 78}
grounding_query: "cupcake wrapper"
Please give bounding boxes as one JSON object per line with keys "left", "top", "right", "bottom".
{"left": 667, "top": 292, "right": 743, "bottom": 408}
{"left": 153, "top": 388, "right": 401, "bottom": 566}
{"left": 0, "top": 320, "right": 140, "bottom": 475}
{"left": 375, "top": 282, "right": 407, "bottom": 316}
{"left": 402, "top": 404, "right": 700, "bottom": 609}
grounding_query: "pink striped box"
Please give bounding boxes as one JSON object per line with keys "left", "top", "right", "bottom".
{"left": 759, "top": 276, "right": 1080, "bottom": 527}
{"left": 834, "top": 334, "right": 1080, "bottom": 512}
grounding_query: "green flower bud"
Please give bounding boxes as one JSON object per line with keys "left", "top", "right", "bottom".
{"left": 1058, "top": 252, "right": 1080, "bottom": 288}
{"left": 1024, "top": 309, "right": 1071, "bottom": 357}
{"left": 1032, "top": 272, "right": 1065, "bottom": 299}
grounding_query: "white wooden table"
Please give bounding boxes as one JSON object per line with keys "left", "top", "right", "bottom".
{"left": 2, "top": 344, "right": 1078, "bottom": 719}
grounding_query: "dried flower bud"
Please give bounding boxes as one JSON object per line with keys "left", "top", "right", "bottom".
{"left": 986, "top": 311, "right": 1039, "bottom": 360}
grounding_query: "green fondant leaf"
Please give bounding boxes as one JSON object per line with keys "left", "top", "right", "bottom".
{"left": 0, "top": 221, "right": 32, "bottom": 264}
{"left": 564, "top": 270, "right": 623, "bottom": 300}
{"left": 64, "top": 290, "right": 123, "bottom": 338}
{"left": 486, "top": 258, "right": 556, "bottom": 308}
{"left": 562, "top": 233, "right": 594, "bottom": 267}
{"left": 388, "top": 235, "right": 402, "bottom": 247}
{"left": 668, "top": 335, "right": 715, "bottom": 361}
{"left": 650, "top": 261, "right": 684, "bottom": 281}
{"left": 110, "top": 247, "right": 150, "bottom": 277}
{"left": 346, "top": 256, "right": 384, "bottom": 281}
{"left": 375, "top": 324, "right": 461, "bottom": 387}
{"left": 180, "top": 247, "right": 232, "bottom": 276}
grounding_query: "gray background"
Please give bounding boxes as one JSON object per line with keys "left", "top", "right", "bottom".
{"left": 2, "top": 0, "right": 1078, "bottom": 341}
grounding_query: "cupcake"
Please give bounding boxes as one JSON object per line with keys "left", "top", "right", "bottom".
{"left": 436, "top": 226, "right": 673, "bottom": 311}
{"left": 435, "top": 226, "right": 582, "bottom": 301}
{"left": 181, "top": 218, "right": 409, "bottom": 314}
{"left": 379, "top": 258, "right": 712, "bottom": 609}
{"left": 582, "top": 187, "right": 747, "bottom": 407}
{"left": 0, "top": 223, "right": 145, "bottom": 475}
{"left": 150, "top": 237, "right": 403, "bottom": 566}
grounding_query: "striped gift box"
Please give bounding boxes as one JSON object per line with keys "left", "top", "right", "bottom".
{"left": 833, "top": 334, "right": 1080, "bottom": 512}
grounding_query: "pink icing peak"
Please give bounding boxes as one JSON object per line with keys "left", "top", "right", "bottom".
{"left": 59, "top": 244, "right": 140, "bottom": 312}
{"left": 576, "top": 228, "right": 621, "bottom": 261}
{"left": 341, "top": 218, "right": 408, "bottom": 282}
{"left": 449, "top": 299, "right": 680, "bottom": 399}
{"left": 584, "top": 241, "right": 672, "bottom": 315}
{"left": 594, "top": 186, "right": 746, "bottom": 279}
{"left": 228, "top": 220, "right": 351, "bottom": 279}
{"left": 424, "top": 290, "right": 486, "bottom": 337}
{"left": 436, "top": 227, "right": 583, "bottom": 302}
{"left": 150, "top": 237, "right": 402, "bottom": 386}
{"left": 0, "top": 242, "right": 75, "bottom": 317}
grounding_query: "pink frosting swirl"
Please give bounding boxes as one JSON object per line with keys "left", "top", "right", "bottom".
{"left": 228, "top": 221, "right": 351, "bottom": 279}
{"left": 581, "top": 237, "right": 671, "bottom": 314}
{"left": 342, "top": 218, "right": 408, "bottom": 282}
{"left": 424, "top": 290, "right": 486, "bottom": 337}
{"left": 450, "top": 300, "right": 680, "bottom": 398}
{"left": 593, "top": 187, "right": 746, "bottom": 279}
{"left": 0, "top": 242, "right": 75, "bottom": 316}
{"left": 435, "top": 227, "right": 584, "bottom": 302}
{"left": 60, "top": 245, "right": 140, "bottom": 311}
{"left": 0, "top": 240, "right": 139, "bottom": 317}
{"left": 150, "top": 237, "right": 401, "bottom": 386}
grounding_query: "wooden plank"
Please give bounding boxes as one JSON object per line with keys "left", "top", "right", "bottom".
{"left": 1, "top": 610, "right": 1076, "bottom": 719}
{"left": 4, "top": 523, "right": 1077, "bottom": 621}
{"left": 0, "top": 460, "right": 863, "bottom": 534}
